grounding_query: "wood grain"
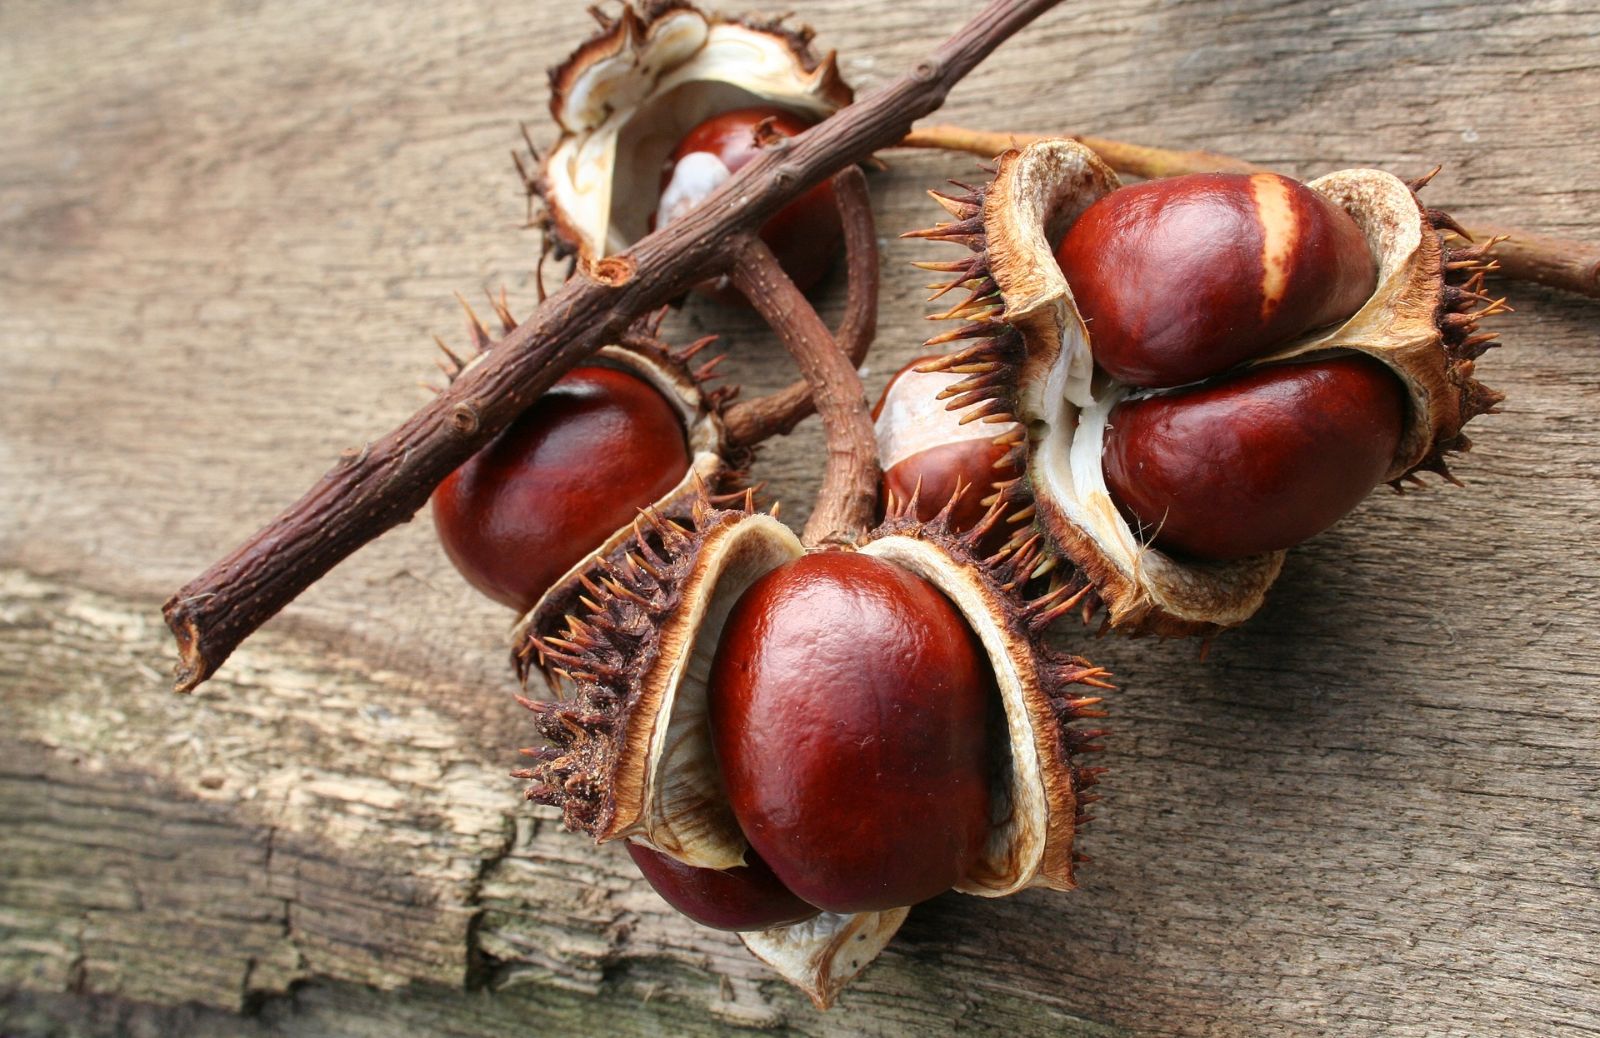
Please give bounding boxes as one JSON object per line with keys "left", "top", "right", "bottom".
{"left": 3, "top": 0, "right": 1598, "bottom": 1035}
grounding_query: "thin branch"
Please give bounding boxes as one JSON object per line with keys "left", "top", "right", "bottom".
{"left": 162, "top": 0, "right": 1064, "bottom": 693}
{"left": 722, "top": 166, "right": 879, "bottom": 448}
{"left": 728, "top": 234, "right": 879, "bottom": 549}
{"left": 898, "top": 124, "right": 1259, "bottom": 178}
{"left": 895, "top": 123, "right": 1600, "bottom": 300}
{"left": 1464, "top": 224, "right": 1600, "bottom": 299}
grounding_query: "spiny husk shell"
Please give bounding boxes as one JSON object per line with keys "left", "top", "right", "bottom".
{"left": 538, "top": 1, "right": 852, "bottom": 266}
{"left": 911, "top": 138, "right": 1505, "bottom": 637}
{"left": 741, "top": 909, "right": 910, "bottom": 1010}
{"left": 518, "top": 498, "right": 801, "bottom": 870}
{"left": 517, "top": 489, "right": 1108, "bottom": 1005}
{"left": 509, "top": 329, "right": 745, "bottom": 683}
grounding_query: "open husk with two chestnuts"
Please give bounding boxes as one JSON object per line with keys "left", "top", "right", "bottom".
{"left": 908, "top": 138, "right": 1506, "bottom": 637}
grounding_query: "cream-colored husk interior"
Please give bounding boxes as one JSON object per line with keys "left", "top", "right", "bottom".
{"left": 546, "top": 9, "right": 844, "bottom": 260}
{"left": 859, "top": 535, "right": 1075, "bottom": 895}
{"left": 626, "top": 514, "right": 803, "bottom": 869}
{"left": 512, "top": 344, "right": 725, "bottom": 671}
{"left": 995, "top": 143, "right": 1434, "bottom": 627}
{"left": 742, "top": 907, "right": 910, "bottom": 1010}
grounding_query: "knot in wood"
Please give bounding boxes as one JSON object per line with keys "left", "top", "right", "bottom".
{"left": 449, "top": 402, "right": 481, "bottom": 436}
{"left": 589, "top": 255, "right": 637, "bottom": 288}
{"left": 337, "top": 442, "right": 372, "bottom": 467}
{"left": 913, "top": 59, "right": 943, "bottom": 82}
{"left": 772, "top": 163, "right": 803, "bottom": 189}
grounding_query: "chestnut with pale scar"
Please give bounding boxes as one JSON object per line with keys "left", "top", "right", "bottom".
{"left": 1054, "top": 171, "right": 1378, "bottom": 389}
{"left": 658, "top": 107, "right": 843, "bottom": 298}
{"left": 872, "top": 356, "right": 1024, "bottom": 547}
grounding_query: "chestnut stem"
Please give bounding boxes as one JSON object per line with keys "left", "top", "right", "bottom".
{"left": 898, "top": 124, "right": 1259, "bottom": 179}
{"left": 895, "top": 124, "right": 1600, "bottom": 300}
{"left": 728, "top": 234, "right": 879, "bottom": 549}
{"left": 722, "top": 166, "right": 879, "bottom": 449}
{"left": 161, "top": 0, "right": 1063, "bottom": 693}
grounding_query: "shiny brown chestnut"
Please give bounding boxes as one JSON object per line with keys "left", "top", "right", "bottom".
{"left": 873, "top": 356, "right": 1023, "bottom": 549}
{"left": 657, "top": 107, "right": 843, "bottom": 296}
{"left": 1102, "top": 354, "right": 1406, "bottom": 560}
{"left": 625, "top": 842, "right": 819, "bottom": 932}
{"left": 432, "top": 365, "right": 690, "bottom": 611}
{"left": 1055, "top": 172, "right": 1377, "bottom": 388}
{"left": 707, "top": 551, "right": 993, "bottom": 914}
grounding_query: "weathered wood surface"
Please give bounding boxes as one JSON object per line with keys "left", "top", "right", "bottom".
{"left": 2, "top": 0, "right": 1597, "bottom": 1035}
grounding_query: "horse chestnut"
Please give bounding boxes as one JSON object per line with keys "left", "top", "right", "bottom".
{"left": 1102, "top": 355, "right": 1406, "bottom": 560}
{"left": 432, "top": 365, "right": 690, "bottom": 611}
{"left": 707, "top": 551, "right": 993, "bottom": 914}
{"left": 1055, "top": 172, "right": 1377, "bottom": 388}
{"left": 625, "top": 842, "right": 819, "bottom": 932}
{"left": 657, "top": 106, "right": 842, "bottom": 296}
{"left": 873, "top": 357, "right": 1022, "bottom": 545}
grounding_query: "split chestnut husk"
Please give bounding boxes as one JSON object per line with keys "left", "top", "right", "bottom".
{"left": 909, "top": 138, "right": 1508, "bottom": 636}
{"left": 513, "top": 490, "right": 1108, "bottom": 1007}
{"left": 530, "top": 1, "right": 852, "bottom": 271}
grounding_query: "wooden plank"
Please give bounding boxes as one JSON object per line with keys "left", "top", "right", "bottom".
{"left": 2, "top": 0, "right": 1598, "bottom": 1034}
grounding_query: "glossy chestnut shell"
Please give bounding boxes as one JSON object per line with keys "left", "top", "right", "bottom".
{"left": 1102, "top": 354, "right": 1406, "bottom": 560}
{"left": 1055, "top": 172, "right": 1377, "bottom": 388}
{"left": 707, "top": 551, "right": 993, "bottom": 914}
{"left": 625, "top": 841, "right": 819, "bottom": 932}
{"left": 659, "top": 106, "right": 842, "bottom": 296}
{"left": 433, "top": 365, "right": 690, "bottom": 611}
{"left": 873, "top": 357, "right": 1021, "bottom": 546}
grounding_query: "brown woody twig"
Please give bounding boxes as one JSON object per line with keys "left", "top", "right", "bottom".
{"left": 162, "top": 0, "right": 1064, "bottom": 693}
{"left": 897, "top": 124, "right": 1600, "bottom": 300}
{"left": 722, "top": 165, "right": 878, "bottom": 449}
{"left": 899, "top": 124, "right": 1259, "bottom": 179}
{"left": 729, "top": 226, "right": 880, "bottom": 548}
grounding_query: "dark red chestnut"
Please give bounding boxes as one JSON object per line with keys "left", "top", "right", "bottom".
{"left": 1102, "top": 354, "right": 1406, "bottom": 560}
{"left": 873, "top": 357, "right": 1022, "bottom": 547}
{"left": 1055, "top": 172, "right": 1377, "bottom": 388}
{"left": 625, "top": 841, "right": 819, "bottom": 932}
{"left": 432, "top": 365, "right": 690, "bottom": 612}
{"left": 657, "top": 106, "right": 842, "bottom": 296}
{"left": 707, "top": 552, "right": 993, "bottom": 914}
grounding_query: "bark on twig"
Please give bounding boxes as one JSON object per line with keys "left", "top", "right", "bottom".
{"left": 721, "top": 166, "right": 879, "bottom": 448}
{"left": 896, "top": 123, "right": 1600, "bottom": 299}
{"left": 163, "top": 0, "right": 1064, "bottom": 693}
{"left": 1466, "top": 224, "right": 1600, "bottom": 299}
{"left": 727, "top": 229, "right": 880, "bottom": 548}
